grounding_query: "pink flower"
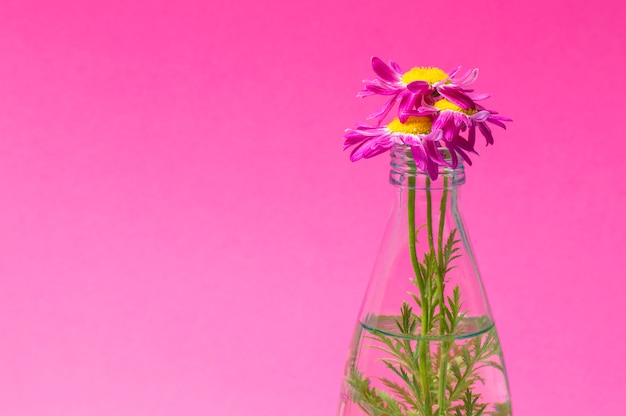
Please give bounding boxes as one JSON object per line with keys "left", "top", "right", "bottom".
{"left": 358, "top": 57, "right": 485, "bottom": 124}
{"left": 422, "top": 99, "right": 512, "bottom": 147}
{"left": 345, "top": 57, "right": 511, "bottom": 178}
{"left": 345, "top": 116, "right": 447, "bottom": 180}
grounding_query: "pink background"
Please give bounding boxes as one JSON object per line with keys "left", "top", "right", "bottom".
{"left": 1, "top": 0, "right": 625, "bottom": 415}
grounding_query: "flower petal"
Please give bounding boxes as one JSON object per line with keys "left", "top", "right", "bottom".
{"left": 447, "top": 66, "right": 461, "bottom": 79}
{"left": 455, "top": 147, "right": 473, "bottom": 165}
{"left": 453, "top": 68, "right": 479, "bottom": 87}
{"left": 478, "top": 122, "right": 494, "bottom": 145}
{"left": 439, "top": 86, "right": 475, "bottom": 110}
{"left": 363, "top": 84, "right": 399, "bottom": 96}
{"left": 367, "top": 95, "right": 399, "bottom": 124}
{"left": 468, "top": 92, "right": 491, "bottom": 101}
{"left": 406, "top": 80, "right": 430, "bottom": 94}
{"left": 468, "top": 125, "right": 476, "bottom": 148}
{"left": 351, "top": 134, "right": 394, "bottom": 161}
{"left": 415, "top": 106, "right": 439, "bottom": 116}
{"left": 486, "top": 117, "right": 507, "bottom": 129}
{"left": 409, "top": 144, "right": 425, "bottom": 168}
{"left": 371, "top": 57, "right": 400, "bottom": 82}
{"left": 398, "top": 92, "right": 418, "bottom": 122}
{"left": 471, "top": 110, "right": 491, "bottom": 123}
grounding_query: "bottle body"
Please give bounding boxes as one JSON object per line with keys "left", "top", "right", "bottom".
{"left": 338, "top": 146, "right": 512, "bottom": 416}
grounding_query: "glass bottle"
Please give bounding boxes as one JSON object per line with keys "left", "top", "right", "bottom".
{"left": 338, "top": 145, "right": 512, "bottom": 416}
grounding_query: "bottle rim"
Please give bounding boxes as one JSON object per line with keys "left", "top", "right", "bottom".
{"left": 389, "top": 144, "right": 466, "bottom": 190}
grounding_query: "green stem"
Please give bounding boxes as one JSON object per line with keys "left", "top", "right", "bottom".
{"left": 435, "top": 177, "right": 449, "bottom": 331}
{"left": 437, "top": 177, "right": 448, "bottom": 266}
{"left": 407, "top": 177, "right": 422, "bottom": 293}
{"left": 422, "top": 177, "right": 436, "bottom": 416}
{"left": 425, "top": 177, "right": 435, "bottom": 255}
{"left": 408, "top": 176, "right": 432, "bottom": 416}
{"left": 436, "top": 176, "right": 450, "bottom": 415}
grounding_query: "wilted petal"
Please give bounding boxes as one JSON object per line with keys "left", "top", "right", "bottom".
{"left": 468, "top": 92, "right": 491, "bottom": 101}
{"left": 472, "top": 110, "right": 491, "bottom": 123}
{"left": 425, "top": 157, "right": 439, "bottom": 180}
{"left": 463, "top": 68, "right": 479, "bottom": 86}
{"left": 447, "top": 66, "right": 461, "bottom": 79}
{"left": 371, "top": 57, "right": 400, "bottom": 82}
{"left": 398, "top": 93, "right": 418, "bottom": 122}
{"left": 432, "top": 111, "right": 451, "bottom": 130}
{"left": 367, "top": 95, "right": 399, "bottom": 124}
{"left": 454, "top": 135, "right": 475, "bottom": 152}
{"left": 389, "top": 60, "right": 402, "bottom": 73}
{"left": 407, "top": 81, "right": 430, "bottom": 94}
{"left": 468, "top": 125, "right": 476, "bottom": 147}
{"left": 491, "top": 114, "right": 513, "bottom": 122}
{"left": 455, "top": 147, "right": 473, "bottom": 165}
{"left": 439, "top": 86, "right": 475, "bottom": 110}
{"left": 478, "top": 122, "right": 494, "bottom": 145}
{"left": 410, "top": 144, "right": 428, "bottom": 171}
{"left": 488, "top": 114, "right": 513, "bottom": 129}
{"left": 351, "top": 134, "right": 395, "bottom": 160}
{"left": 364, "top": 84, "right": 400, "bottom": 96}
{"left": 486, "top": 117, "right": 507, "bottom": 129}
{"left": 415, "top": 106, "right": 439, "bottom": 116}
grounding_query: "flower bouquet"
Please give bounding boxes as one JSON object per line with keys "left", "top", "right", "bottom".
{"left": 338, "top": 57, "right": 512, "bottom": 416}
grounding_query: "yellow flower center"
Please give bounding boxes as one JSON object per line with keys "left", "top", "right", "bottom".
{"left": 434, "top": 99, "right": 477, "bottom": 115}
{"left": 401, "top": 67, "right": 448, "bottom": 86}
{"left": 387, "top": 116, "right": 432, "bottom": 135}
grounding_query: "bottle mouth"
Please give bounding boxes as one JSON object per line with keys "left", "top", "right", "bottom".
{"left": 389, "top": 145, "right": 466, "bottom": 189}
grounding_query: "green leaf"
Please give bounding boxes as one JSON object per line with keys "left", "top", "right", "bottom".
{"left": 380, "top": 378, "right": 421, "bottom": 412}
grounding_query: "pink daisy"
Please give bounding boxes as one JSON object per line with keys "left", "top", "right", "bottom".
{"left": 344, "top": 116, "right": 448, "bottom": 180}
{"left": 358, "top": 57, "right": 485, "bottom": 124}
{"left": 424, "top": 99, "right": 512, "bottom": 147}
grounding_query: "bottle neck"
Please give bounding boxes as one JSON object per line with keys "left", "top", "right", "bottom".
{"left": 389, "top": 145, "right": 466, "bottom": 190}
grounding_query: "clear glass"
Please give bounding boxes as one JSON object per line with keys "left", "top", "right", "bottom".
{"left": 338, "top": 146, "right": 512, "bottom": 416}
